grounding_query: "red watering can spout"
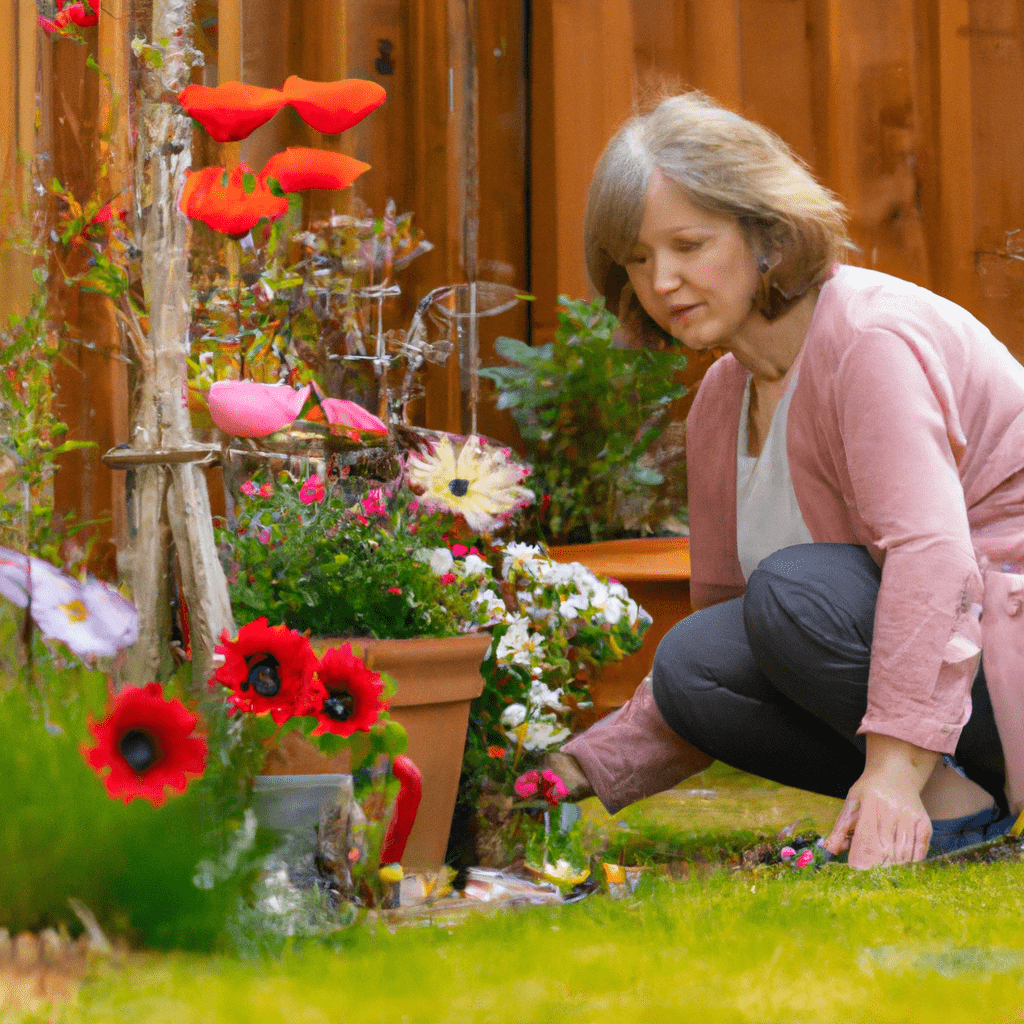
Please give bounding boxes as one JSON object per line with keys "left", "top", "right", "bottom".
{"left": 380, "top": 754, "right": 422, "bottom": 865}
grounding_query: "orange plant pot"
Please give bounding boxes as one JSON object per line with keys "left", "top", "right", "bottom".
{"left": 261, "top": 632, "right": 491, "bottom": 870}
{"left": 548, "top": 537, "right": 692, "bottom": 724}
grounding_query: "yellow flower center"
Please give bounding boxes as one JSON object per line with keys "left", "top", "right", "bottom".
{"left": 60, "top": 599, "right": 89, "bottom": 623}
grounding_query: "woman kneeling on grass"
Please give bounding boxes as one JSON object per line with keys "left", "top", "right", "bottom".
{"left": 548, "top": 91, "right": 1024, "bottom": 870}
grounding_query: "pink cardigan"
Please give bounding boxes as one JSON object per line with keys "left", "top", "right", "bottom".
{"left": 686, "top": 265, "right": 1024, "bottom": 754}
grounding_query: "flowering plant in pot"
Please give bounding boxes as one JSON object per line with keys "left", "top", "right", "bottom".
{"left": 214, "top": 425, "right": 654, "bottom": 869}
{"left": 207, "top": 617, "right": 421, "bottom": 908}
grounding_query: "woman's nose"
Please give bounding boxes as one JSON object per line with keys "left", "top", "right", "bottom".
{"left": 651, "top": 252, "right": 682, "bottom": 294}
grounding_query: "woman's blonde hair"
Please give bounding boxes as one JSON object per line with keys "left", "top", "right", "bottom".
{"left": 585, "top": 91, "right": 849, "bottom": 347}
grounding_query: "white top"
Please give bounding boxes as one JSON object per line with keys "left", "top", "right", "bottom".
{"left": 736, "top": 370, "right": 813, "bottom": 582}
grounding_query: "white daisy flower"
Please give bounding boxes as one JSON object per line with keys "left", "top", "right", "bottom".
{"left": 405, "top": 433, "right": 534, "bottom": 533}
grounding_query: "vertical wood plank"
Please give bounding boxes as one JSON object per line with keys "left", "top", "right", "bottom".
{"left": 631, "top": 0, "right": 688, "bottom": 98}
{"left": 738, "top": 0, "right": 817, "bottom": 167}
{"left": 531, "top": 0, "right": 635, "bottom": 347}
{"left": 819, "top": 0, "right": 932, "bottom": 286}
{"left": 966, "top": 0, "right": 1024, "bottom": 356}
{"left": 98, "top": 0, "right": 132, "bottom": 559}
{"left": 683, "top": 0, "right": 742, "bottom": 108}
{"left": 0, "top": 0, "right": 33, "bottom": 325}
{"left": 934, "top": 0, "right": 976, "bottom": 311}
{"left": 474, "top": 0, "right": 528, "bottom": 443}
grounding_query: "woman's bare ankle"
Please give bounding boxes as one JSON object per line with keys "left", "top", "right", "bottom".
{"left": 920, "top": 759, "right": 996, "bottom": 820}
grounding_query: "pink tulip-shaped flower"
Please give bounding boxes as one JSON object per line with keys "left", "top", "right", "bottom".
{"left": 207, "top": 381, "right": 311, "bottom": 438}
{"left": 795, "top": 848, "right": 815, "bottom": 868}
{"left": 779, "top": 846, "right": 796, "bottom": 861}
{"left": 306, "top": 397, "right": 387, "bottom": 435}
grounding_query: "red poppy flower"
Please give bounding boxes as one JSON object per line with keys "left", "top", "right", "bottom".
{"left": 281, "top": 76, "right": 386, "bottom": 135}
{"left": 82, "top": 683, "right": 208, "bottom": 807}
{"left": 180, "top": 164, "right": 288, "bottom": 238}
{"left": 310, "top": 643, "right": 388, "bottom": 737}
{"left": 260, "top": 148, "right": 370, "bottom": 195}
{"left": 212, "top": 617, "right": 323, "bottom": 723}
{"left": 177, "top": 82, "right": 287, "bottom": 143}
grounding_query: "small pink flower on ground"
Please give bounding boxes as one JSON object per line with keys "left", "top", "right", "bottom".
{"left": 387, "top": 587, "right": 402, "bottom": 595}
{"left": 299, "top": 474, "right": 326, "bottom": 505}
{"left": 240, "top": 480, "right": 257, "bottom": 496}
{"left": 259, "top": 483, "right": 274, "bottom": 498}
{"left": 450, "top": 543, "right": 482, "bottom": 558}
{"left": 780, "top": 846, "right": 796, "bottom": 861}
{"left": 409, "top": 500, "right": 419, "bottom": 512}
{"left": 439, "top": 573, "right": 457, "bottom": 585}
{"left": 795, "top": 848, "right": 814, "bottom": 868}
{"left": 258, "top": 529, "right": 271, "bottom": 545}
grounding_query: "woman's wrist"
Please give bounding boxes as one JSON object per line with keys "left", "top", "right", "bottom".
{"left": 861, "top": 732, "right": 940, "bottom": 793}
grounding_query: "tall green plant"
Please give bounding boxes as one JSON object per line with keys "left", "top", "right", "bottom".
{"left": 0, "top": 270, "right": 97, "bottom": 561}
{"left": 482, "top": 296, "right": 689, "bottom": 544}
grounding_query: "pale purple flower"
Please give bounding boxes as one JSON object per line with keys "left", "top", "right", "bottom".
{"left": 0, "top": 547, "right": 138, "bottom": 659}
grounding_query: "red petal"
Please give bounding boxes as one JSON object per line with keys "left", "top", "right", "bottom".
{"left": 281, "top": 76, "right": 386, "bottom": 135}
{"left": 180, "top": 164, "right": 288, "bottom": 238}
{"left": 66, "top": 0, "right": 97, "bottom": 26}
{"left": 260, "top": 148, "right": 370, "bottom": 194}
{"left": 178, "top": 82, "right": 287, "bottom": 143}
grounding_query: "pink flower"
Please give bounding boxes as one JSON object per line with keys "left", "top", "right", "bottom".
{"left": 780, "top": 846, "right": 796, "bottom": 861}
{"left": 208, "top": 381, "right": 311, "bottom": 438}
{"left": 450, "top": 543, "right": 482, "bottom": 558}
{"left": 439, "top": 573, "right": 457, "bottom": 586}
{"left": 240, "top": 480, "right": 257, "bottom": 496}
{"left": 258, "top": 528, "right": 272, "bottom": 545}
{"left": 795, "top": 849, "right": 814, "bottom": 868}
{"left": 514, "top": 769, "right": 570, "bottom": 807}
{"left": 299, "top": 475, "right": 326, "bottom": 505}
{"left": 304, "top": 396, "right": 387, "bottom": 436}
{"left": 387, "top": 587, "right": 402, "bottom": 596}
{"left": 259, "top": 483, "right": 274, "bottom": 498}
{"left": 361, "top": 488, "right": 387, "bottom": 517}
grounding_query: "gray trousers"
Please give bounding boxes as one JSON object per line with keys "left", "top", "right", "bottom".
{"left": 652, "top": 543, "right": 1006, "bottom": 807}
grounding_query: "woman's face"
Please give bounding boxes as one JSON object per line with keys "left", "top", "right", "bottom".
{"left": 624, "top": 169, "right": 761, "bottom": 351}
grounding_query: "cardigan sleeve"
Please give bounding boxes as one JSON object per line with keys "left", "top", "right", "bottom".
{"left": 831, "top": 328, "right": 983, "bottom": 753}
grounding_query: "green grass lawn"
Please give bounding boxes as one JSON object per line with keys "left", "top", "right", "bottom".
{"left": 17, "top": 765, "right": 1024, "bottom": 1024}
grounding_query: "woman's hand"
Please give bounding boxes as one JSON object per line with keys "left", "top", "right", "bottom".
{"left": 824, "top": 734, "right": 940, "bottom": 869}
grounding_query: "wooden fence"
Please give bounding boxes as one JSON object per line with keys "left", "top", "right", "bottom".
{"left": 2, "top": 0, "right": 1023, "bottom": 564}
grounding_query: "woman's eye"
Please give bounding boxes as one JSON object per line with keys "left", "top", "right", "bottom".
{"left": 674, "top": 238, "right": 702, "bottom": 253}
{"left": 624, "top": 253, "right": 646, "bottom": 265}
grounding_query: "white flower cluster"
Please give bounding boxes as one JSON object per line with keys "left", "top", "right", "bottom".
{"left": 471, "top": 541, "right": 652, "bottom": 754}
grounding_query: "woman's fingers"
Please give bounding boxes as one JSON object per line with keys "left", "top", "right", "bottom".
{"left": 846, "top": 791, "right": 931, "bottom": 869}
{"left": 824, "top": 796, "right": 860, "bottom": 855}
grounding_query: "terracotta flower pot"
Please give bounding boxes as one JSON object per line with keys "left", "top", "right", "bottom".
{"left": 548, "top": 537, "right": 692, "bottom": 724}
{"left": 261, "top": 632, "right": 491, "bottom": 870}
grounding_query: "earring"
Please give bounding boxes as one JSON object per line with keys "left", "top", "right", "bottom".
{"left": 756, "top": 255, "right": 770, "bottom": 274}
